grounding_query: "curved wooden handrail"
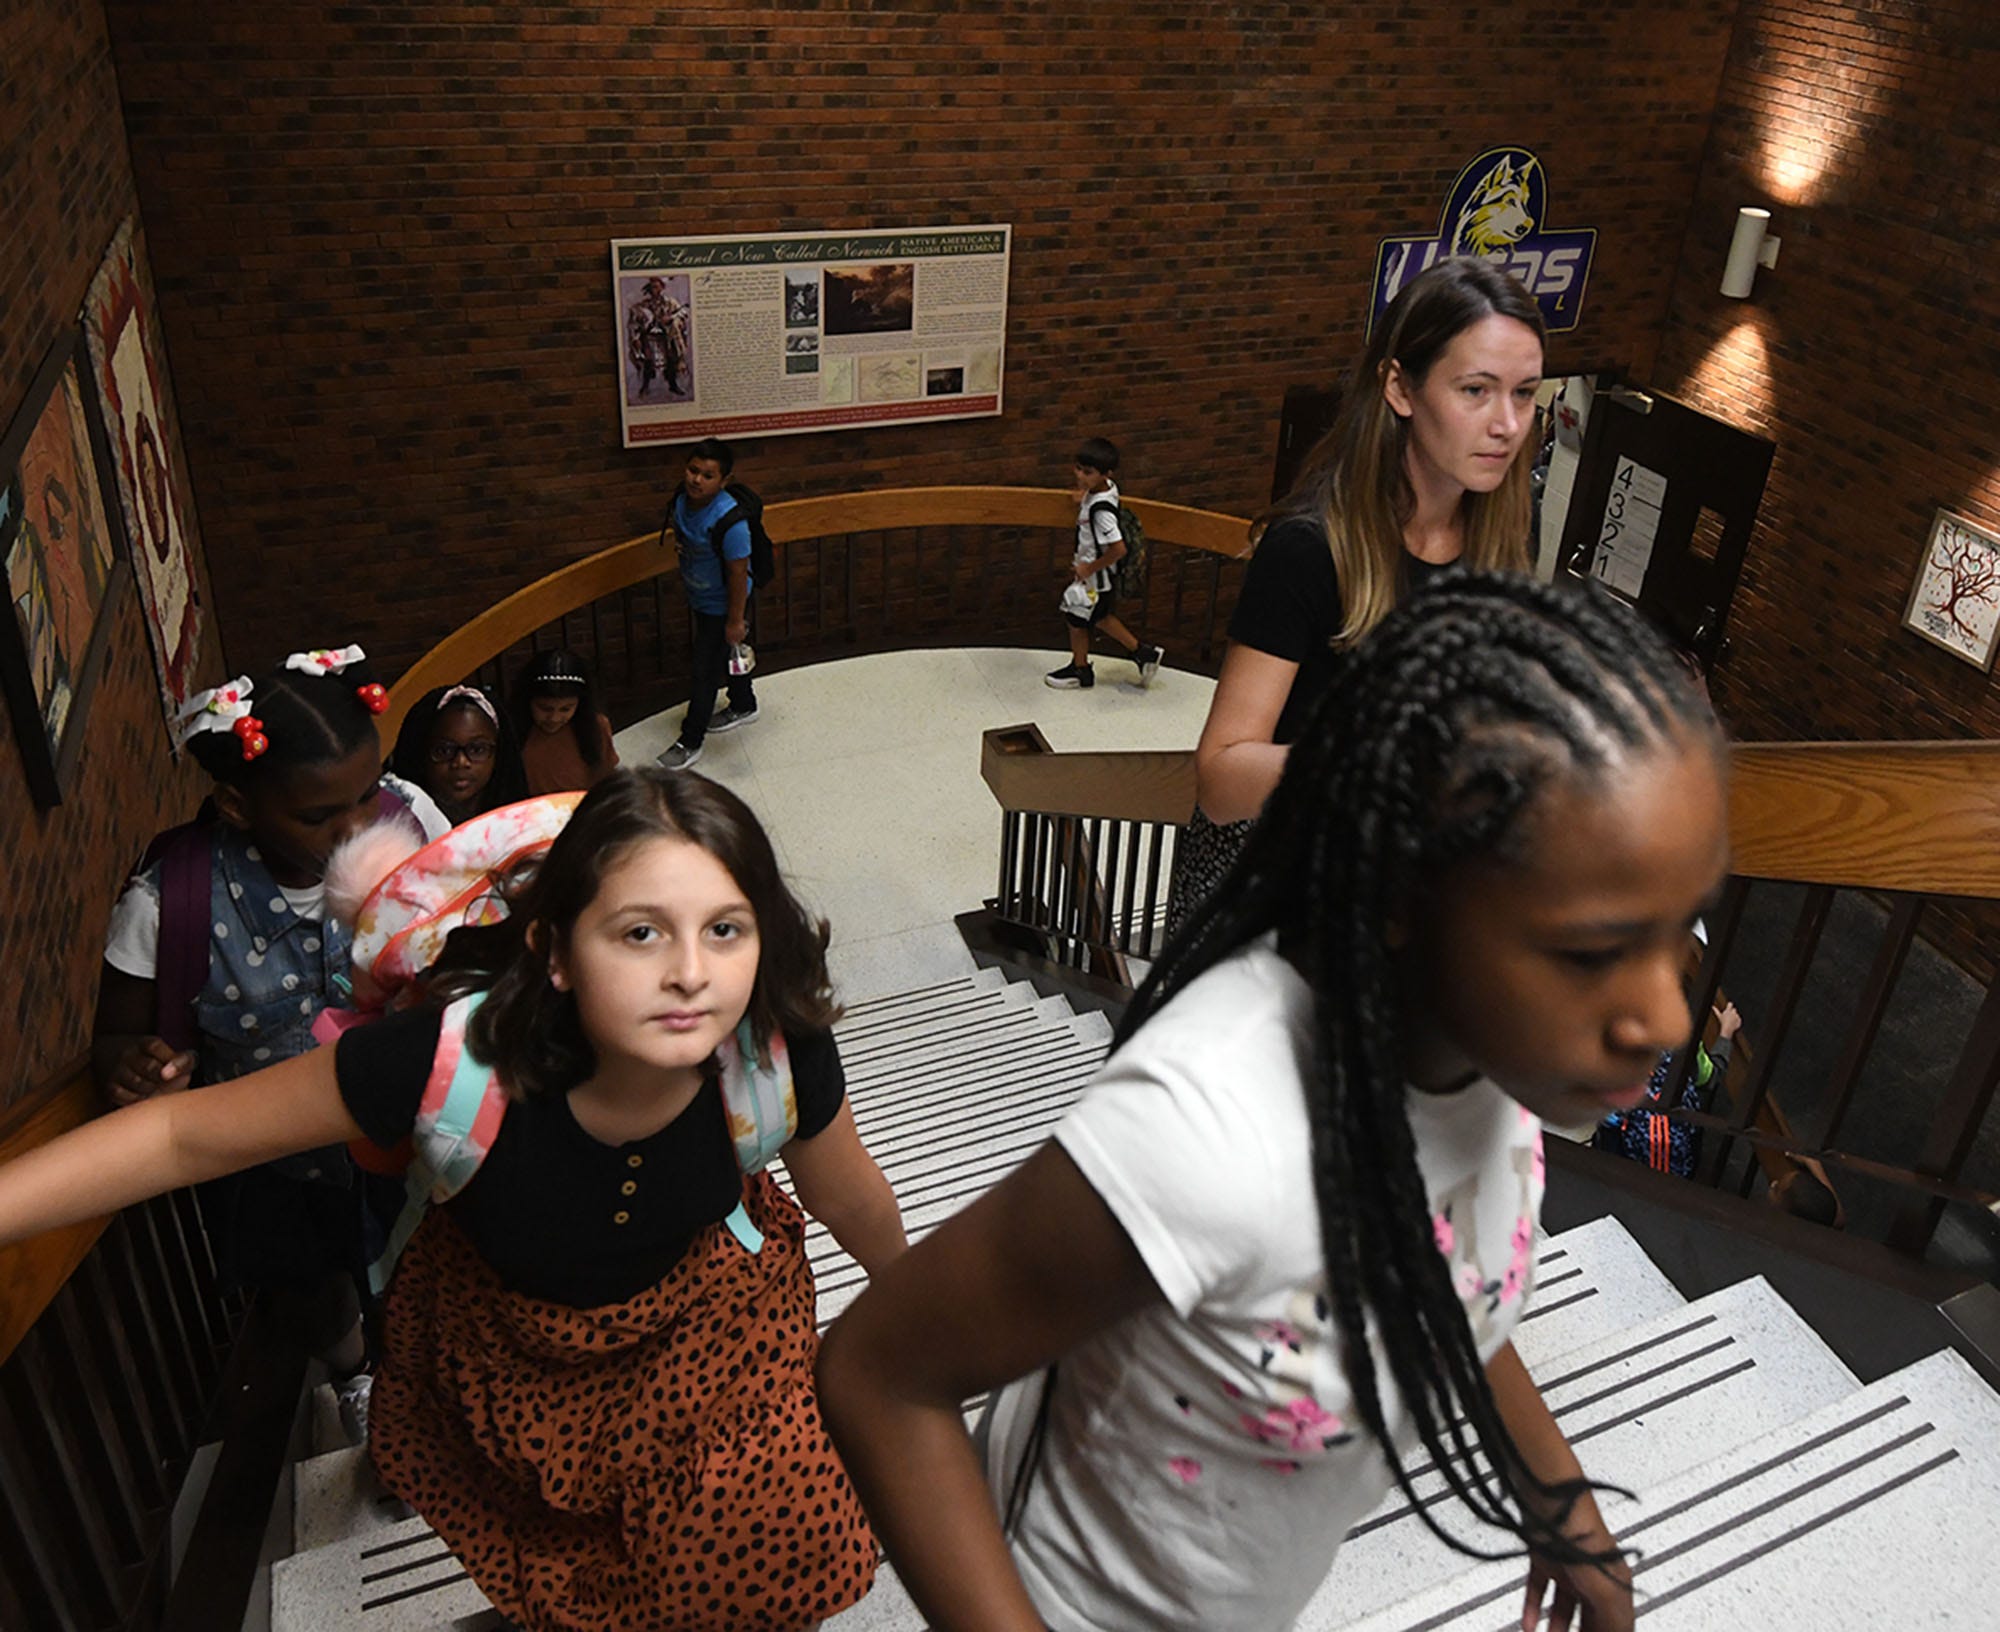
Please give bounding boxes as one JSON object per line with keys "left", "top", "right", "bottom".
{"left": 1729, "top": 740, "right": 2000, "bottom": 899}
{"left": 383, "top": 485, "right": 1254, "bottom": 738}
{"left": 0, "top": 1067, "right": 109, "bottom": 1362}
{"left": 976, "top": 735, "right": 2000, "bottom": 900}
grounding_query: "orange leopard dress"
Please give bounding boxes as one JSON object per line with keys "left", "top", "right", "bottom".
{"left": 369, "top": 1169, "right": 878, "bottom": 1631}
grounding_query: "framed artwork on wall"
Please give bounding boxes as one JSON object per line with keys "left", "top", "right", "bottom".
{"left": 83, "top": 217, "right": 206, "bottom": 738}
{"left": 1901, "top": 509, "right": 2000, "bottom": 671}
{"left": 0, "top": 329, "right": 131, "bottom": 806}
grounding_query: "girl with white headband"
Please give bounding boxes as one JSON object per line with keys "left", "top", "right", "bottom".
{"left": 94, "top": 646, "right": 450, "bottom": 1402}
{"left": 387, "top": 681, "right": 528, "bottom": 828}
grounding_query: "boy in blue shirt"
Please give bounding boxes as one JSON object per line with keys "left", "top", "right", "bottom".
{"left": 658, "top": 437, "right": 758, "bottom": 769}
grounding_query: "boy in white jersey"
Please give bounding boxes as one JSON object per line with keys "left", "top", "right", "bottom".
{"left": 1045, "top": 436, "right": 1164, "bottom": 690}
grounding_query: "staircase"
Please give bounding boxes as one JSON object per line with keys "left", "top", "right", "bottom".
{"left": 261, "top": 969, "right": 1999, "bottom": 1630}
{"left": 268, "top": 971, "right": 1110, "bottom": 1630}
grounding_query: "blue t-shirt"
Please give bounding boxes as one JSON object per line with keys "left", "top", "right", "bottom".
{"left": 672, "top": 489, "right": 754, "bottom": 615}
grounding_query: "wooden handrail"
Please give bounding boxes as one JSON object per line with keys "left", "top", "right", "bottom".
{"left": 0, "top": 1066, "right": 110, "bottom": 1362}
{"left": 980, "top": 725, "right": 1197, "bottom": 827}
{"left": 383, "top": 485, "right": 1254, "bottom": 738}
{"left": 1728, "top": 740, "right": 2000, "bottom": 899}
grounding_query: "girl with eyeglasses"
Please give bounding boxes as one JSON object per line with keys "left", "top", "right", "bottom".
{"left": 389, "top": 683, "right": 529, "bottom": 828}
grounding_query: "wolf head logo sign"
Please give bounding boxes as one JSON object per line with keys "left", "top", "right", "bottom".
{"left": 1370, "top": 148, "right": 1595, "bottom": 335}
{"left": 1451, "top": 153, "right": 1538, "bottom": 255}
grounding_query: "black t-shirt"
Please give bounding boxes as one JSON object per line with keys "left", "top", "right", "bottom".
{"left": 336, "top": 1007, "right": 846, "bottom": 1308}
{"left": 1227, "top": 517, "right": 1454, "bottom": 744}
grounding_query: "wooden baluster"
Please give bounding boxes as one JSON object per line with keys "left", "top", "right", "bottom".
{"left": 621, "top": 586, "right": 638, "bottom": 693}
{"left": 147, "top": 1193, "right": 223, "bottom": 1397}
{"left": 11, "top": 1326, "right": 141, "bottom": 1587}
{"left": 1121, "top": 820, "right": 1146, "bottom": 954}
{"left": 0, "top": 1400, "right": 91, "bottom": 1632}
{"left": 99, "top": 1218, "right": 196, "bottom": 1468}
{"left": 0, "top": 1354, "right": 121, "bottom": 1626}
{"left": 1700, "top": 884, "right": 1833, "bottom": 1189}
{"left": 1141, "top": 822, "right": 1167, "bottom": 953}
{"left": 164, "top": 1186, "right": 227, "bottom": 1363}
{"left": 1885, "top": 975, "right": 2000, "bottom": 1255}
{"left": 1659, "top": 875, "right": 1749, "bottom": 1113}
{"left": 1102, "top": 821, "right": 1127, "bottom": 952}
{"left": 70, "top": 1253, "right": 171, "bottom": 1512}
{"left": 125, "top": 1204, "right": 206, "bottom": 1433}
{"left": 844, "top": 527, "right": 857, "bottom": 643}
{"left": 1816, "top": 893, "right": 1923, "bottom": 1149}
{"left": 45, "top": 1284, "right": 153, "bottom": 1562}
{"left": 996, "top": 811, "right": 1018, "bottom": 918}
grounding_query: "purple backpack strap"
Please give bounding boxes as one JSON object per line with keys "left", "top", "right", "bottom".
{"left": 141, "top": 816, "right": 215, "bottom": 1053}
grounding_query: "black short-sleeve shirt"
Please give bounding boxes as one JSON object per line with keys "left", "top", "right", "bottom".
{"left": 336, "top": 1007, "right": 847, "bottom": 1308}
{"left": 1227, "top": 518, "right": 1453, "bottom": 744}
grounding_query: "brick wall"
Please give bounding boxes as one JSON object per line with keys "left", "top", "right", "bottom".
{"left": 1652, "top": 0, "right": 2000, "bottom": 983}
{"left": 103, "top": 0, "right": 1740, "bottom": 681}
{"left": 1654, "top": 0, "right": 2000, "bottom": 749}
{"left": 1, "top": 0, "right": 219, "bottom": 1103}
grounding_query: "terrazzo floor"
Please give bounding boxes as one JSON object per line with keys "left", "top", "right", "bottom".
{"left": 613, "top": 646, "right": 1216, "bottom": 1005}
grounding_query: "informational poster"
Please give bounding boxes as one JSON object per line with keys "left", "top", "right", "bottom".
{"left": 1591, "top": 455, "right": 1667, "bottom": 598}
{"left": 611, "top": 224, "right": 1010, "bottom": 446}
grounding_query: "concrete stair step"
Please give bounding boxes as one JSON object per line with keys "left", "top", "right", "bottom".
{"left": 1512, "top": 1215, "right": 1685, "bottom": 1371}
{"left": 793, "top": 973, "right": 1110, "bottom": 1328}
{"left": 1343, "top": 1345, "right": 2000, "bottom": 1629}
{"left": 1295, "top": 1276, "right": 1856, "bottom": 1628}
{"left": 271, "top": 1509, "right": 491, "bottom": 1631}
{"left": 294, "top": 1445, "right": 412, "bottom": 1552}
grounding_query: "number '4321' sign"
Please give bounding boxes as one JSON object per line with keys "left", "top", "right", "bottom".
{"left": 1368, "top": 148, "right": 1598, "bottom": 335}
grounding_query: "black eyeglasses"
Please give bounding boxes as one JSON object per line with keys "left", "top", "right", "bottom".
{"left": 429, "top": 740, "right": 496, "bottom": 765}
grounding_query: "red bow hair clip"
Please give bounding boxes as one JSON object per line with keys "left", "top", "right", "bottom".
{"left": 233, "top": 715, "right": 270, "bottom": 761}
{"left": 355, "top": 682, "right": 389, "bottom": 715}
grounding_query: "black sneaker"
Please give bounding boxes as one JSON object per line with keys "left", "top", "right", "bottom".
{"left": 1135, "top": 644, "right": 1165, "bottom": 687}
{"left": 1045, "top": 663, "right": 1094, "bottom": 690}
{"left": 709, "top": 703, "right": 759, "bottom": 733}
{"left": 657, "top": 740, "right": 703, "bottom": 770}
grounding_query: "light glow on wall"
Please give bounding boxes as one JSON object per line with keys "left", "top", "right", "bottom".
{"left": 1685, "top": 315, "right": 1773, "bottom": 427}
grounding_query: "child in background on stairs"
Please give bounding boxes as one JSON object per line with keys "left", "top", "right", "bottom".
{"left": 513, "top": 647, "right": 620, "bottom": 795}
{"left": 16, "top": 769, "right": 904, "bottom": 1631}
{"left": 820, "top": 574, "right": 1728, "bottom": 1632}
{"left": 92, "top": 646, "right": 450, "bottom": 1417}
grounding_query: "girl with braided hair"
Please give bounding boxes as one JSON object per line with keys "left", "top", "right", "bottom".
{"left": 820, "top": 572, "right": 1728, "bottom": 1631}
{"left": 1169, "top": 255, "right": 1546, "bottom": 935}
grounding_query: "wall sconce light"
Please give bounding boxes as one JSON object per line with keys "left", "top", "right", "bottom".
{"left": 1721, "top": 207, "right": 1781, "bottom": 298}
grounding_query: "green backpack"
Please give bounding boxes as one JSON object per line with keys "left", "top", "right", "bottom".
{"left": 1088, "top": 498, "right": 1151, "bottom": 604}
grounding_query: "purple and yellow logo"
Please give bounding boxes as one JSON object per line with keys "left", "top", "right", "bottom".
{"left": 1369, "top": 148, "right": 1596, "bottom": 335}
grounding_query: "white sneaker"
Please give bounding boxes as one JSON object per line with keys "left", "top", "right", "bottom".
{"left": 334, "top": 1371, "right": 373, "bottom": 1444}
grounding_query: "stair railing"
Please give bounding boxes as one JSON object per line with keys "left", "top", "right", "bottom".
{"left": 978, "top": 723, "right": 1195, "bottom": 980}
{"left": 981, "top": 733, "right": 2000, "bottom": 1258}
{"left": 0, "top": 1062, "right": 274, "bottom": 1632}
{"left": 380, "top": 485, "right": 1254, "bottom": 741}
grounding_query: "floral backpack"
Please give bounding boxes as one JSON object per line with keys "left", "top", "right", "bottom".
{"left": 315, "top": 793, "right": 799, "bottom": 1293}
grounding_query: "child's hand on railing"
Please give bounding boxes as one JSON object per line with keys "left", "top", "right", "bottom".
{"left": 1713, "top": 1001, "right": 1742, "bottom": 1042}
{"left": 98, "top": 1037, "right": 199, "bottom": 1108}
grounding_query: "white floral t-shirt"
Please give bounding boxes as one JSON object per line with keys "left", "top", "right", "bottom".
{"left": 983, "top": 940, "right": 1545, "bottom": 1632}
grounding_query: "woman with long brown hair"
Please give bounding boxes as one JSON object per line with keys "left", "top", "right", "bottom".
{"left": 1169, "top": 257, "right": 1547, "bottom": 928}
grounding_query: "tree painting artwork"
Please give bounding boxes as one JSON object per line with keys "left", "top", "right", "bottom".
{"left": 83, "top": 217, "right": 206, "bottom": 737}
{"left": 1902, "top": 509, "right": 2000, "bottom": 671}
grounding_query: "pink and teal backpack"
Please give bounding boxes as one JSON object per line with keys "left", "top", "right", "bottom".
{"left": 313, "top": 792, "right": 800, "bottom": 1294}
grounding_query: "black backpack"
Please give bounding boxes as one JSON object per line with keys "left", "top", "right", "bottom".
{"left": 1088, "top": 497, "right": 1150, "bottom": 603}
{"left": 663, "top": 481, "right": 777, "bottom": 590}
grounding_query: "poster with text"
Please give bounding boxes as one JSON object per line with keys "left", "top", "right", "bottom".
{"left": 611, "top": 225, "right": 1010, "bottom": 446}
